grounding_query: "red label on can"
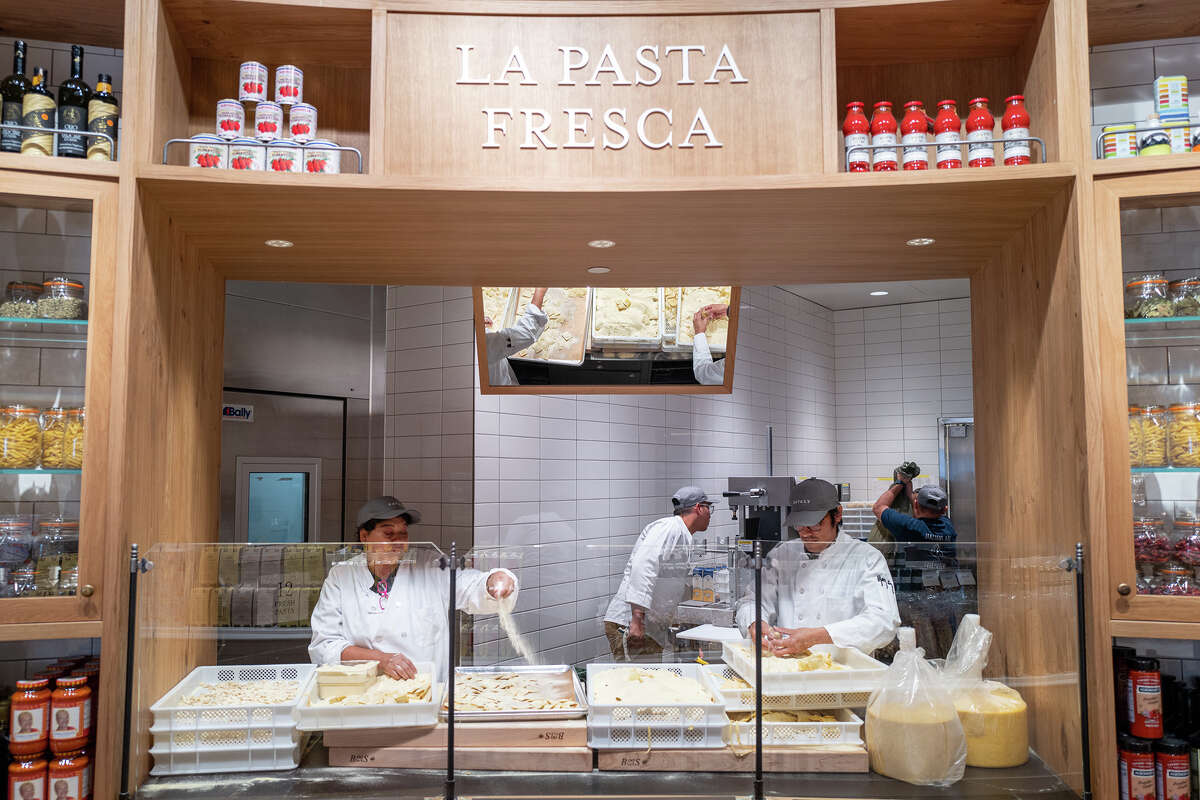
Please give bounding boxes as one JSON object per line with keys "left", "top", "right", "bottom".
{"left": 1128, "top": 671, "right": 1162, "bottom": 738}
{"left": 1123, "top": 753, "right": 1156, "bottom": 800}
{"left": 1155, "top": 753, "right": 1190, "bottom": 800}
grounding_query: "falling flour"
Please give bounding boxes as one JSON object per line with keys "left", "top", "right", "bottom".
{"left": 498, "top": 605, "right": 540, "bottom": 665}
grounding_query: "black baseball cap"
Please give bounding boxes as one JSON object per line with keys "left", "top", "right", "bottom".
{"left": 356, "top": 496, "right": 421, "bottom": 528}
{"left": 917, "top": 485, "right": 949, "bottom": 513}
{"left": 785, "top": 478, "right": 841, "bottom": 528}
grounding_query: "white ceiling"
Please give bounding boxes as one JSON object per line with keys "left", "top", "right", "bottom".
{"left": 783, "top": 278, "right": 971, "bottom": 311}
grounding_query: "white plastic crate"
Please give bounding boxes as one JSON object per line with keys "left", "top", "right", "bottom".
{"left": 150, "top": 722, "right": 295, "bottom": 749}
{"left": 590, "top": 287, "right": 665, "bottom": 350}
{"left": 150, "top": 664, "right": 315, "bottom": 738}
{"left": 704, "top": 665, "right": 872, "bottom": 711}
{"left": 293, "top": 663, "right": 443, "bottom": 731}
{"left": 722, "top": 640, "right": 887, "bottom": 695}
{"left": 724, "top": 708, "right": 863, "bottom": 747}
{"left": 148, "top": 738, "right": 303, "bottom": 775}
{"left": 586, "top": 663, "right": 727, "bottom": 749}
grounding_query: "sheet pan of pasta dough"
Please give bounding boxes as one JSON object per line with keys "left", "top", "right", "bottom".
{"left": 444, "top": 666, "right": 587, "bottom": 722}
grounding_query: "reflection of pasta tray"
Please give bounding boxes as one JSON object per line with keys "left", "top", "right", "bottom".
{"left": 503, "top": 288, "right": 591, "bottom": 367}
{"left": 441, "top": 665, "right": 588, "bottom": 722}
{"left": 722, "top": 640, "right": 887, "bottom": 695}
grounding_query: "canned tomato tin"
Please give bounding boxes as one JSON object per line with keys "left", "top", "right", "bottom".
{"left": 288, "top": 103, "right": 317, "bottom": 143}
{"left": 238, "top": 61, "right": 267, "bottom": 103}
{"left": 228, "top": 137, "right": 264, "bottom": 171}
{"left": 303, "top": 140, "right": 340, "bottom": 174}
{"left": 266, "top": 139, "right": 301, "bottom": 173}
{"left": 1103, "top": 124, "right": 1138, "bottom": 159}
{"left": 1165, "top": 119, "right": 1191, "bottom": 154}
{"left": 1120, "top": 735, "right": 1156, "bottom": 800}
{"left": 254, "top": 102, "right": 283, "bottom": 141}
{"left": 275, "top": 65, "right": 303, "bottom": 105}
{"left": 1155, "top": 737, "right": 1191, "bottom": 800}
{"left": 215, "top": 99, "right": 244, "bottom": 139}
{"left": 188, "top": 135, "right": 227, "bottom": 169}
{"left": 1128, "top": 656, "right": 1163, "bottom": 739}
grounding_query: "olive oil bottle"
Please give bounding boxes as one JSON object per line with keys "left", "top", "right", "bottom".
{"left": 20, "top": 67, "right": 54, "bottom": 157}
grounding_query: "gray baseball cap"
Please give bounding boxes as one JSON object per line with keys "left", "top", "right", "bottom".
{"left": 671, "top": 486, "right": 711, "bottom": 513}
{"left": 785, "top": 478, "right": 841, "bottom": 528}
{"left": 356, "top": 496, "right": 421, "bottom": 528}
{"left": 917, "top": 485, "right": 949, "bottom": 513}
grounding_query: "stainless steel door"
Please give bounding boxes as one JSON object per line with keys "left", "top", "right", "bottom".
{"left": 939, "top": 417, "right": 976, "bottom": 547}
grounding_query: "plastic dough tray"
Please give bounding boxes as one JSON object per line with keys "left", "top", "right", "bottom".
{"left": 721, "top": 640, "right": 887, "bottom": 695}
{"left": 703, "top": 664, "right": 872, "bottom": 711}
{"left": 589, "top": 287, "right": 665, "bottom": 350}
{"left": 293, "top": 662, "right": 443, "bottom": 731}
{"left": 586, "top": 662, "right": 727, "bottom": 749}
{"left": 676, "top": 286, "right": 732, "bottom": 353}
{"left": 724, "top": 708, "right": 864, "bottom": 747}
{"left": 150, "top": 664, "right": 314, "bottom": 734}
{"left": 505, "top": 287, "right": 592, "bottom": 367}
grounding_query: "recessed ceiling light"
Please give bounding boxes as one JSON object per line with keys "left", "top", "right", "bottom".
{"left": 265, "top": 239, "right": 293, "bottom": 248}
{"left": 906, "top": 237, "right": 935, "bottom": 247}
{"left": 587, "top": 239, "right": 616, "bottom": 249}
{"left": 587, "top": 266, "right": 611, "bottom": 274}
{"left": 869, "top": 290, "right": 889, "bottom": 296}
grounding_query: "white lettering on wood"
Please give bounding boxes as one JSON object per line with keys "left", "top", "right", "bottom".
{"left": 676, "top": 107, "right": 722, "bottom": 148}
{"left": 557, "top": 46, "right": 589, "bottom": 86}
{"left": 637, "top": 107, "right": 673, "bottom": 149}
{"left": 456, "top": 44, "right": 491, "bottom": 84}
{"left": 603, "top": 108, "right": 630, "bottom": 149}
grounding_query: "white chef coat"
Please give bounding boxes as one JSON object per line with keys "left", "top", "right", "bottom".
{"left": 734, "top": 533, "right": 899, "bottom": 654}
{"left": 603, "top": 515, "right": 694, "bottom": 645}
{"left": 308, "top": 549, "right": 517, "bottom": 680}
{"left": 486, "top": 303, "right": 548, "bottom": 386}
{"left": 692, "top": 332, "right": 725, "bottom": 386}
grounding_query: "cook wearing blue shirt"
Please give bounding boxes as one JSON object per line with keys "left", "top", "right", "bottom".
{"left": 872, "top": 480, "right": 957, "bottom": 556}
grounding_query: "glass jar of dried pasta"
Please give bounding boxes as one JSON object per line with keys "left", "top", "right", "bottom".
{"left": 1140, "top": 405, "right": 1168, "bottom": 468}
{"left": 41, "top": 408, "right": 84, "bottom": 470}
{"left": 0, "top": 405, "right": 42, "bottom": 469}
{"left": 1129, "top": 405, "right": 1143, "bottom": 466}
{"left": 1168, "top": 403, "right": 1200, "bottom": 467}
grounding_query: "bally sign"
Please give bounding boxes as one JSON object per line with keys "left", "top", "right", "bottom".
{"left": 221, "top": 404, "right": 255, "bottom": 423}
{"left": 385, "top": 14, "right": 823, "bottom": 178}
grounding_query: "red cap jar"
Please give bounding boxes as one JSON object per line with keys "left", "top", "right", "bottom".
{"left": 48, "top": 750, "right": 89, "bottom": 800}
{"left": 900, "top": 100, "right": 929, "bottom": 170}
{"left": 11, "top": 678, "right": 51, "bottom": 756}
{"left": 49, "top": 676, "right": 91, "bottom": 754}
{"left": 8, "top": 756, "right": 47, "bottom": 800}
{"left": 1001, "top": 94, "right": 1032, "bottom": 165}
{"left": 842, "top": 101, "right": 870, "bottom": 173}
{"left": 966, "top": 97, "right": 995, "bottom": 167}
{"left": 1126, "top": 656, "right": 1162, "bottom": 739}
{"left": 870, "top": 101, "right": 898, "bottom": 171}
{"left": 934, "top": 100, "right": 962, "bottom": 169}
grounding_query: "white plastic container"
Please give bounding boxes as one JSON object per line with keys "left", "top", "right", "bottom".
{"left": 724, "top": 708, "right": 864, "bottom": 747}
{"left": 275, "top": 65, "right": 303, "bottom": 105}
{"left": 215, "top": 98, "right": 244, "bottom": 139}
{"left": 585, "top": 663, "right": 727, "bottom": 749}
{"left": 188, "top": 135, "right": 227, "bottom": 169}
{"left": 704, "top": 664, "right": 872, "bottom": 712}
{"left": 302, "top": 140, "right": 340, "bottom": 174}
{"left": 266, "top": 139, "right": 302, "bottom": 173}
{"left": 150, "top": 664, "right": 314, "bottom": 733}
{"left": 722, "top": 640, "right": 887, "bottom": 695}
{"left": 293, "top": 663, "right": 443, "bottom": 731}
{"left": 149, "top": 739, "right": 303, "bottom": 775}
{"left": 229, "top": 137, "right": 264, "bottom": 171}
{"left": 238, "top": 61, "right": 268, "bottom": 103}
{"left": 589, "top": 287, "right": 665, "bottom": 350}
{"left": 254, "top": 102, "right": 283, "bottom": 141}
{"left": 288, "top": 103, "right": 317, "bottom": 143}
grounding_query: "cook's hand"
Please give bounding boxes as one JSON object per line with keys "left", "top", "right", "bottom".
{"left": 484, "top": 315, "right": 494, "bottom": 327}
{"left": 531, "top": 288, "right": 549, "bottom": 309}
{"left": 768, "top": 627, "right": 830, "bottom": 657}
{"left": 379, "top": 652, "right": 417, "bottom": 680}
{"left": 692, "top": 307, "right": 710, "bottom": 334}
{"left": 627, "top": 616, "right": 645, "bottom": 642}
{"left": 747, "top": 621, "right": 779, "bottom": 650}
{"left": 487, "top": 571, "right": 515, "bottom": 600}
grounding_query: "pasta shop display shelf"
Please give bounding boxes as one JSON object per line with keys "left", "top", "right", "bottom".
{"left": 0, "top": 318, "right": 89, "bottom": 346}
{"left": 0, "top": 468, "right": 82, "bottom": 476}
{"left": 1124, "top": 317, "right": 1200, "bottom": 345}
{"left": 1130, "top": 467, "right": 1200, "bottom": 473}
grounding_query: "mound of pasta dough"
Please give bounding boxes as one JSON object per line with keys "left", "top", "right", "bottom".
{"left": 728, "top": 643, "right": 847, "bottom": 673}
{"left": 317, "top": 674, "right": 433, "bottom": 705}
{"left": 590, "top": 667, "right": 716, "bottom": 705}
{"left": 451, "top": 672, "right": 579, "bottom": 711}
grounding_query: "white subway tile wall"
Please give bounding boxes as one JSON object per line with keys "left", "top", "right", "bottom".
{"left": 0, "top": 638, "right": 98, "bottom": 693}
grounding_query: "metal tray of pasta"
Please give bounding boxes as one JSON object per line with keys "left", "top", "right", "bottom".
{"left": 441, "top": 665, "right": 588, "bottom": 722}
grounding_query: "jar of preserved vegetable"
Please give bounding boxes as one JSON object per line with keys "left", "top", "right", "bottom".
{"left": 1154, "top": 562, "right": 1200, "bottom": 596}
{"left": 0, "top": 515, "right": 33, "bottom": 572}
{"left": 1168, "top": 404, "right": 1200, "bottom": 466}
{"left": 1137, "top": 571, "right": 1159, "bottom": 595}
{"left": 36, "top": 277, "right": 87, "bottom": 320}
{"left": 1169, "top": 276, "right": 1200, "bottom": 317}
{"left": 1126, "top": 273, "right": 1173, "bottom": 318}
{"left": 1135, "top": 516, "right": 1173, "bottom": 565}
{"left": 1, "top": 281, "right": 42, "bottom": 319}
{"left": 41, "top": 408, "right": 84, "bottom": 470}
{"left": 1142, "top": 406, "right": 1169, "bottom": 467}
{"left": 0, "top": 404, "right": 42, "bottom": 468}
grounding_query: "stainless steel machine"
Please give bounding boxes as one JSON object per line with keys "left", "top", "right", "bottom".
{"left": 722, "top": 476, "right": 798, "bottom": 551}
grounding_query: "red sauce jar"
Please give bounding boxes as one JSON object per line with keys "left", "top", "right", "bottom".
{"left": 48, "top": 750, "right": 89, "bottom": 800}
{"left": 966, "top": 97, "right": 995, "bottom": 167}
{"left": 1127, "top": 656, "right": 1163, "bottom": 739}
{"left": 49, "top": 676, "right": 91, "bottom": 754}
{"left": 842, "top": 101, "right": 870, "bottom": 173}
{"left": 934, "top": 99, "right": 962, "bottom": 169}
{"left": 870, "top": 101, "right": 898, "bottom": 171}
{"left": 1155, "top": 737, "right": 1191, "bottom": 800}
{"left": 10, "top": 678, "right": 51, "bottom": 756}
{"left": 901, "top": 100, "right": 929, "bottom": 170}
{"left": 1001, "top": 94, "right": 1032, "bottom": 166}
{"left": 1119, "top": 735, "right": 1156, "bottom": 800}
{"left": 8, "top": 756, "right": 47, "bottom": 800}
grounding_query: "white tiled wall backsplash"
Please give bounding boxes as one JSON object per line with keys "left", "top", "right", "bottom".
{"left": 0, "top": 638, "right": 97, "bottom": 695}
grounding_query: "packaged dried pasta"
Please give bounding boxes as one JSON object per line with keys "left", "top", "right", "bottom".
{"left": 0, "top": 405, "right": 42, "bottom": 468}
{"left": 1168, "top": 403, "right": 1200, "bottom": 467}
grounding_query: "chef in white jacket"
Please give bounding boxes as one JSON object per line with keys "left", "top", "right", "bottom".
{"left": 485, "top": 287, "right": 548, "bottom": 386}
{"left": 603, "top": 486, "right": 712, "bottom": 661}
{"left": 691, "top": 304, "right": 727, "bottom": 386}
{"left": 309, "top": 496, "right": 517, "bottom": 681}
{"left": 735, "top": 478, "right": 899, "bottom": 656}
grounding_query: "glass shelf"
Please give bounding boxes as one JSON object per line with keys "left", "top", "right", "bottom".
{"left": 0, "top": 468, "right": 82, "bottom": 475}
{"left": 0, "top": 317, "right": 89, "bottom": 346}
{"left": 0, "top": 317, "right": 88, "bottom": 325}
{"left": 1131, "top": 467, "right": 1200, "bottom": 473}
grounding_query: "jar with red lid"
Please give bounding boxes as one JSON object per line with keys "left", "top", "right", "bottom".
{"left": 8, "top": 755, "right": 47, "bottom": 800}
{"left": 934, "top": 99, "right": 962, "bottom": 169}
{"left": 50, "top": 676, "right": 91, "bottom": 754}
{"left": 1001, "top": 95, "right": 1032, "bottom": 165}
{"left": 10, "top": 678, "right": 51, "bottom": 755}
{"left": 900, "top": 100, "right": 929, "bottom": 170}
{"left": 870, "top": 101, "right": 898, "bottom": 171}
{"left": 842, "top": 101, "right": 870, "bottom": 172}
{"left": 49, "top": 750, "right": 89, "bottom": 800}
{"left": 1134, "top": 517, "right": 1172, "bottom": 565}
{"left": 1128, "top": 656, "right": 1163, "bottom": 739}
{"left": 966, "top": 97, "right": 995, "bottom": 167}
{"left": 1119, "top": 734, "right": 1156, "bottom": 800}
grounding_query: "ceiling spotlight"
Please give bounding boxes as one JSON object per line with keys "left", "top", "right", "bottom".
{"left": 906, "top": 237, "right": 935, "bottom": 247}
{"left": 587, "top": 239, "right": 616, "bottom": 249}
{"left": 869, "top": 291, "right": 889, "bottom": 296}
{"left": 265, "top": 239, "right": 294, "bottom": 248}
{"left": 587, "top": 266, "right": 611, "bottom": 274}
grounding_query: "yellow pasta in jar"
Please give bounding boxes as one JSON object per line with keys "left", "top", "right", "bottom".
{"left": 1142, "top": 406, "right": 1167, "bottom": 468}
{"left": 1129, "top": 407, "right": 1143, "bottom": 466}
{"left": 0, "top": 405, "right": 42, "bottom": 468}
{"left": 40, "top": 409, "right": 84, "bottom": 469}
{"left": 1168, "top": 404, "right": 1200, "bottom": 467}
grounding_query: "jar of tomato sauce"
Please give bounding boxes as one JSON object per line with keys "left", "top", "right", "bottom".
{"left": 49, "top": 676, "right": 91, "bottom": 754}
{"left": 49, "top": 750, "right": 89, "bottom": 800}
{"left": 870, "top": 101, "right": 898, "bottom": 171}
{"left": 8, "top": 756, "right": 47, "bottom": 800}
{"left": 1002, "top": 94, "right": 1032, "bottom": 165}
{"left": 11, "top": 678, "right": 51, "bottom": 756}
{"left": 966, "top": 97, "right": 995, "bottom": 167}
{"left": 901, "top": 100, "right": 929, "bottom": 170}
{"left": 934, "top": 99, "right": 962, "bottom": 169}
{"left": 843, "top": 101, "right": 870, "bottom": 172}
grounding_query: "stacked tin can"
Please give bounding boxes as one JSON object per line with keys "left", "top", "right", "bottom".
{"left": 188, "top": 61, "right": 341, "bottom": 173}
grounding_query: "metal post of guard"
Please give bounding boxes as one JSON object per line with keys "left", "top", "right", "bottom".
{"left": 1071, "top": 543, "right": 1093, "bottom": 800}
{"left": 120, "top": 543, "right": 154, "bottom": 800}
{"left": 844, "top": 136, "right": 1047, "bottom": 171}
{"left": 1094, "top": 123, "right": 1189, "bottom": 159}
{"left": 160, "top": 138, "right": 364, "bottom": 174}
{"left": 0, "top": 122, "right": 117, "bottom": 160}
{"left": 753, "top": 539, "right": 764, "bottom": 800}
{"left": 438, "top": 543, "right": 464, "bottom": 800}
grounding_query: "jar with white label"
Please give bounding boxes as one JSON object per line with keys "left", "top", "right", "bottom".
{"left": 254, "top": 102, "right": 283, "bottom": 141}
{"left": 215, "top": 99, "right": 244, "bottom": 140}
{"left": 188, "top": 134, "right": 227, "bottom": 169}
{"left": 266, "top": 139, "right": 302, "bottom": 173}
{"left": 275, "top": 65, "right": 303, "bottom": 105}
{"left": 228, "top": 138, "right": 265, "bottom": 171}
{"left": 288, "top": 103, "right": 317, "bottom": 143}
{"left": 238, "top": 61, "right": 267, "bottom": 103}
{"left": 303, "top": 140, "right": 340, "bottom": 174}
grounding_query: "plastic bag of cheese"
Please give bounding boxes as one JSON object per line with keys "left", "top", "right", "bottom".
{"left": 865, "top": 627, "right": 966, "bottom": 786}
{"left": 941, "top": 614, "right": 1029, "bottom": 768}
